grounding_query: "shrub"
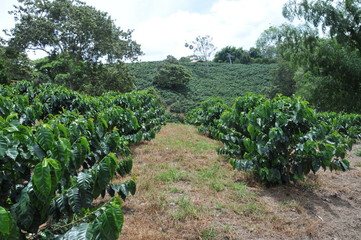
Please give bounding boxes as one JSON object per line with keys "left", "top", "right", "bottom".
{"left": 153, "top": 64, "right": 192, "bottom": 89}
{"left": 212, "top": 95, "right": 351, "bottom": 184}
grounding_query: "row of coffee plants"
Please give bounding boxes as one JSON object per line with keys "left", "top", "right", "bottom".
{"left": 0, "top": 81, "right": 165, "bottom": 239}
{"left": 186, "top": 94, "right": 360, "bottom": 184}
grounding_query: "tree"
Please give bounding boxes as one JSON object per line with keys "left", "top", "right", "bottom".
{"left": 266, "top": 59, "right": 296, "bottom": 98}
{"left": 7, "top": 0, "right": 142, "bottom": 91}
{"left": 266, "top": 0, "right": 361, "bottom": 112}
{"left": 33, "top": 54, "right": 136, "bottom": 94}
{"left": 213, "top": 46, "right": 251, "bottom": 64}
{"left": 283, "top": 0, "right": 361, "bottom": 52}
{"left": 0, "top": 42, "right": 34, "bottom": 84}
{"left": 79, "top": 63, "right": 136, "bottom": 95}
{"left": 191, "top": 35, "right": 216, "bottom": 61}
{"left": 153, "top": 58, "right": 192, "bottom": 89}
{"left": 294, "top": 38, "right": 361, "bottom": 112}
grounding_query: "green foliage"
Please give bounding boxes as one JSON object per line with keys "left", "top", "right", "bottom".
{"left": 129, "top": 61, "right": 276, "bottom": 114}
{"left": 8, "top": 0, "right": 142, "bottom": 92}
{"left": 267, "top": 60, "right": 296, "bottom": 98}
{"left": 213, "top": 46, "right": 251, "bottom": 64}
{"left": 0, "top": 44, "right": 34, "bottom": 83}
{"left": 283, "top": 0, "right": 361, "bottom": 52}
{"left": 188, "top": 94, "right": 355, "bottom": 185}
{"left": 153, "top": 63, "right": 192, "bottom": 89}
{"left": 294, "top": 39, "right": 361, "bottom": 112}
{"left": 186, "top": 98, "right": 229, "bottom": 134}
{"left": 0, "top": 81, "right": 165, "bottom": 239}
{"left": 258, "top": 1, "right": 361, "bottom": 113}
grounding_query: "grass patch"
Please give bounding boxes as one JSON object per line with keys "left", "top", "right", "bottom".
{"left": 155, "top": 167, "right": 189, "bottom": 183}
{"left": 196, "top": 163, "right": 228, "bottom": 192}
{"left": 169, "top": 187, "right": 184, "bottom": 193}
{"left": 355, "top": 150, "right": 361, "bottom": 157}
{"left": 172, "top": 196, "right": 201, "bottom": 220}
{"left": 200, "top": 227, "right": 218, "bottom": 240}
{"left": 156, "top": 131, "right": 218, "bottom": 154}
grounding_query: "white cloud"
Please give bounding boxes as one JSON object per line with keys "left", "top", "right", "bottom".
{"left": 134, "top": 0, "right": 289, "bottom": 61}
{"left": 0, "top": 0, "right": 290, "bottom": 61}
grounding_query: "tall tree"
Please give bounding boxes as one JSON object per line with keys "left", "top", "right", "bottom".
{"left": 7, "top": 0, "right": 142, "bottom": 91}
{"left": 257, "top": 0, "right": 361, "bottom": 112}
{"left": 283, "top": 0, "right": 361, "bottom": 52}
{"left": 213, "top": 46, "right": 251, "bottom": 64}
{"left": 192, "top": 35, "right": 217, "bottom": 61}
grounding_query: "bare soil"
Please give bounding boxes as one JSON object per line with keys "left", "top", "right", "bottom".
{"left": 118, "top": 124, "right": 361, "bottom": 240}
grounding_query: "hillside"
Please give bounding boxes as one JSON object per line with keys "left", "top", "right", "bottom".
{"left": 119, "top": 123, "right": 361, "bottom": 240}
{"left": 128, "top": 62, "right": 276, "bottom": 114}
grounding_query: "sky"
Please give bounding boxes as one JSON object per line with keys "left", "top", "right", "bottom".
{"left": 0, "top": 0, "right": 290, "bottom": 61}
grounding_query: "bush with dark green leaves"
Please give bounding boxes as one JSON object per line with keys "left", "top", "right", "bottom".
{"left": 189, "top": 94, "right": 354, "bottom": 185}
{"left": 153, "top": 64, "right": 192, "bottom": 89}
{"left": 186, "top": 98, "right": 229, "bottom": 134}
{"left": 0, "top": 81, "right": 165, "bottom": 239}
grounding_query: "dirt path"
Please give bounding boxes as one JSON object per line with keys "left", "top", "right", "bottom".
{"left": 118, "top": 124, "right": 361, "bottom": 240}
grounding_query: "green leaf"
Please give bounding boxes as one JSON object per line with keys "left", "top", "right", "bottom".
{"left": 0, "top": 136, "right": 7, "bottom": 157}
{"left": 93, "top": 199, "right": 124, "bottom": 239}
{"left": 11, "top": 185, "right": 35, "bottom": 231}
{"left": 33, "top": 159, "right": 52, "bottom": 199}
{"left": 77, "top": 172, "right": 94, "bottom": 207}
{"left": 243, "top": 137, "right": 255, "bottom": 153}
{"left": 117, "top": 157, "right": 133, "bottom": 177}
{"left": 5, "top": 147, "right": 18, "bottom": 160}
{"left": 340, "top": 159, "right": 350, "bottom": 171}
{"left": 247, "top": 125, "right": 256, "bottom": 139}
{"left": 67, "top": 188, "right": 82, "bottom": 213}
{"left": 36, "top": 124, "right": 54, "bottom": 151}
{"left": 0, "top": 207, "right": 11, "bottom": 235}
{"left": 58, "top": 223, "right": 95, "bottom": 240}
{"left": 114, "top": 180, "right": 136, "bottom": 201}
{"left": 52, "top": 138, "right": 71, "bottom": 166}
{"left": 32, "top": 144, "right": 46, "bottom": 160}
{"left": 47, "top": 158, "right": 62, "bottom": 184}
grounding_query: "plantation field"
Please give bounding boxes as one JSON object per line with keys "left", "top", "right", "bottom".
{"left": 128, "top": 62, "right": 276, "bottom": 114}
{"left": 120, "top": 124, "right": 361, "bottom": 240}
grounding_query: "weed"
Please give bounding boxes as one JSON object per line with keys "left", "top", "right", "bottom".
{"left": 169, "top": 187, "right": 184, "bottom": 193}
{"left": 215, "top": 203, "right": 225, "bottom": 210}
{"left": 211, "top": 182, "right": 225, "bottom": 192}
{"left": 200, "top": 227, "right": 218, "bottom": 240}
{"left": 155, "top": 167, "right": 189, "bottom": 183}
{"left": 172, "top": 196, "right": 201, "bottom": 220}
{"left": 196, "top": 164, "right": 228, "bottom": 192}
{"left": 355, "top": 150, "right": 361, "bottom": 157}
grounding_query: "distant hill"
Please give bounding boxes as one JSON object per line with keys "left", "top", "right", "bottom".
{"left": 128, "top": 61, "right": 276, "bottom": 114}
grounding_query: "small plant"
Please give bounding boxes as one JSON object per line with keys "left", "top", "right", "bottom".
{"left": 172, "top": 196, "right": 200, "bottom": 220}
{"left": 156, "top": 167, "right": 188, "bottom": 183}
{"left": 355, "top": 150, "right": 361, "bottom": 157}
{"left": 200, "top": 227, "right": 218, "bottom": 240}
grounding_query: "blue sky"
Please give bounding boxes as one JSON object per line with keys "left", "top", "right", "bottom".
{"left": 0, "top": 0, "right": 290, "bottom": 61}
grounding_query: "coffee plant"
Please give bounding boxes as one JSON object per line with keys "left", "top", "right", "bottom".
{"left": 188, "top": 94, "right": 356, "bottom": 184}
{"left": 0, "top": 81, "right": 165, "bottom": 239}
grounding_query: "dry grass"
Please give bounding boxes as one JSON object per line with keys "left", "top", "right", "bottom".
{"left": 116, "top": 124, "right": 361, "bottom": 240}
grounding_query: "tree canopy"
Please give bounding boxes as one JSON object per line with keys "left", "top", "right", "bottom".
{"left": 213, "top": 46, "right": 251, "bottom": 64}
{"left": 6, "top": 0, "right": 142, "bottom": 93}
{"left": 191, "top": 35, "right": 216, "bottom": 62}
{"left": 256, "top": 0, "right": 361, "bottom": 112}
{"left": 8, "top": 0, "right": 142, "bottom": 63}
{"left": 283, "top": 0, "right": 361, "bottom": 52}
